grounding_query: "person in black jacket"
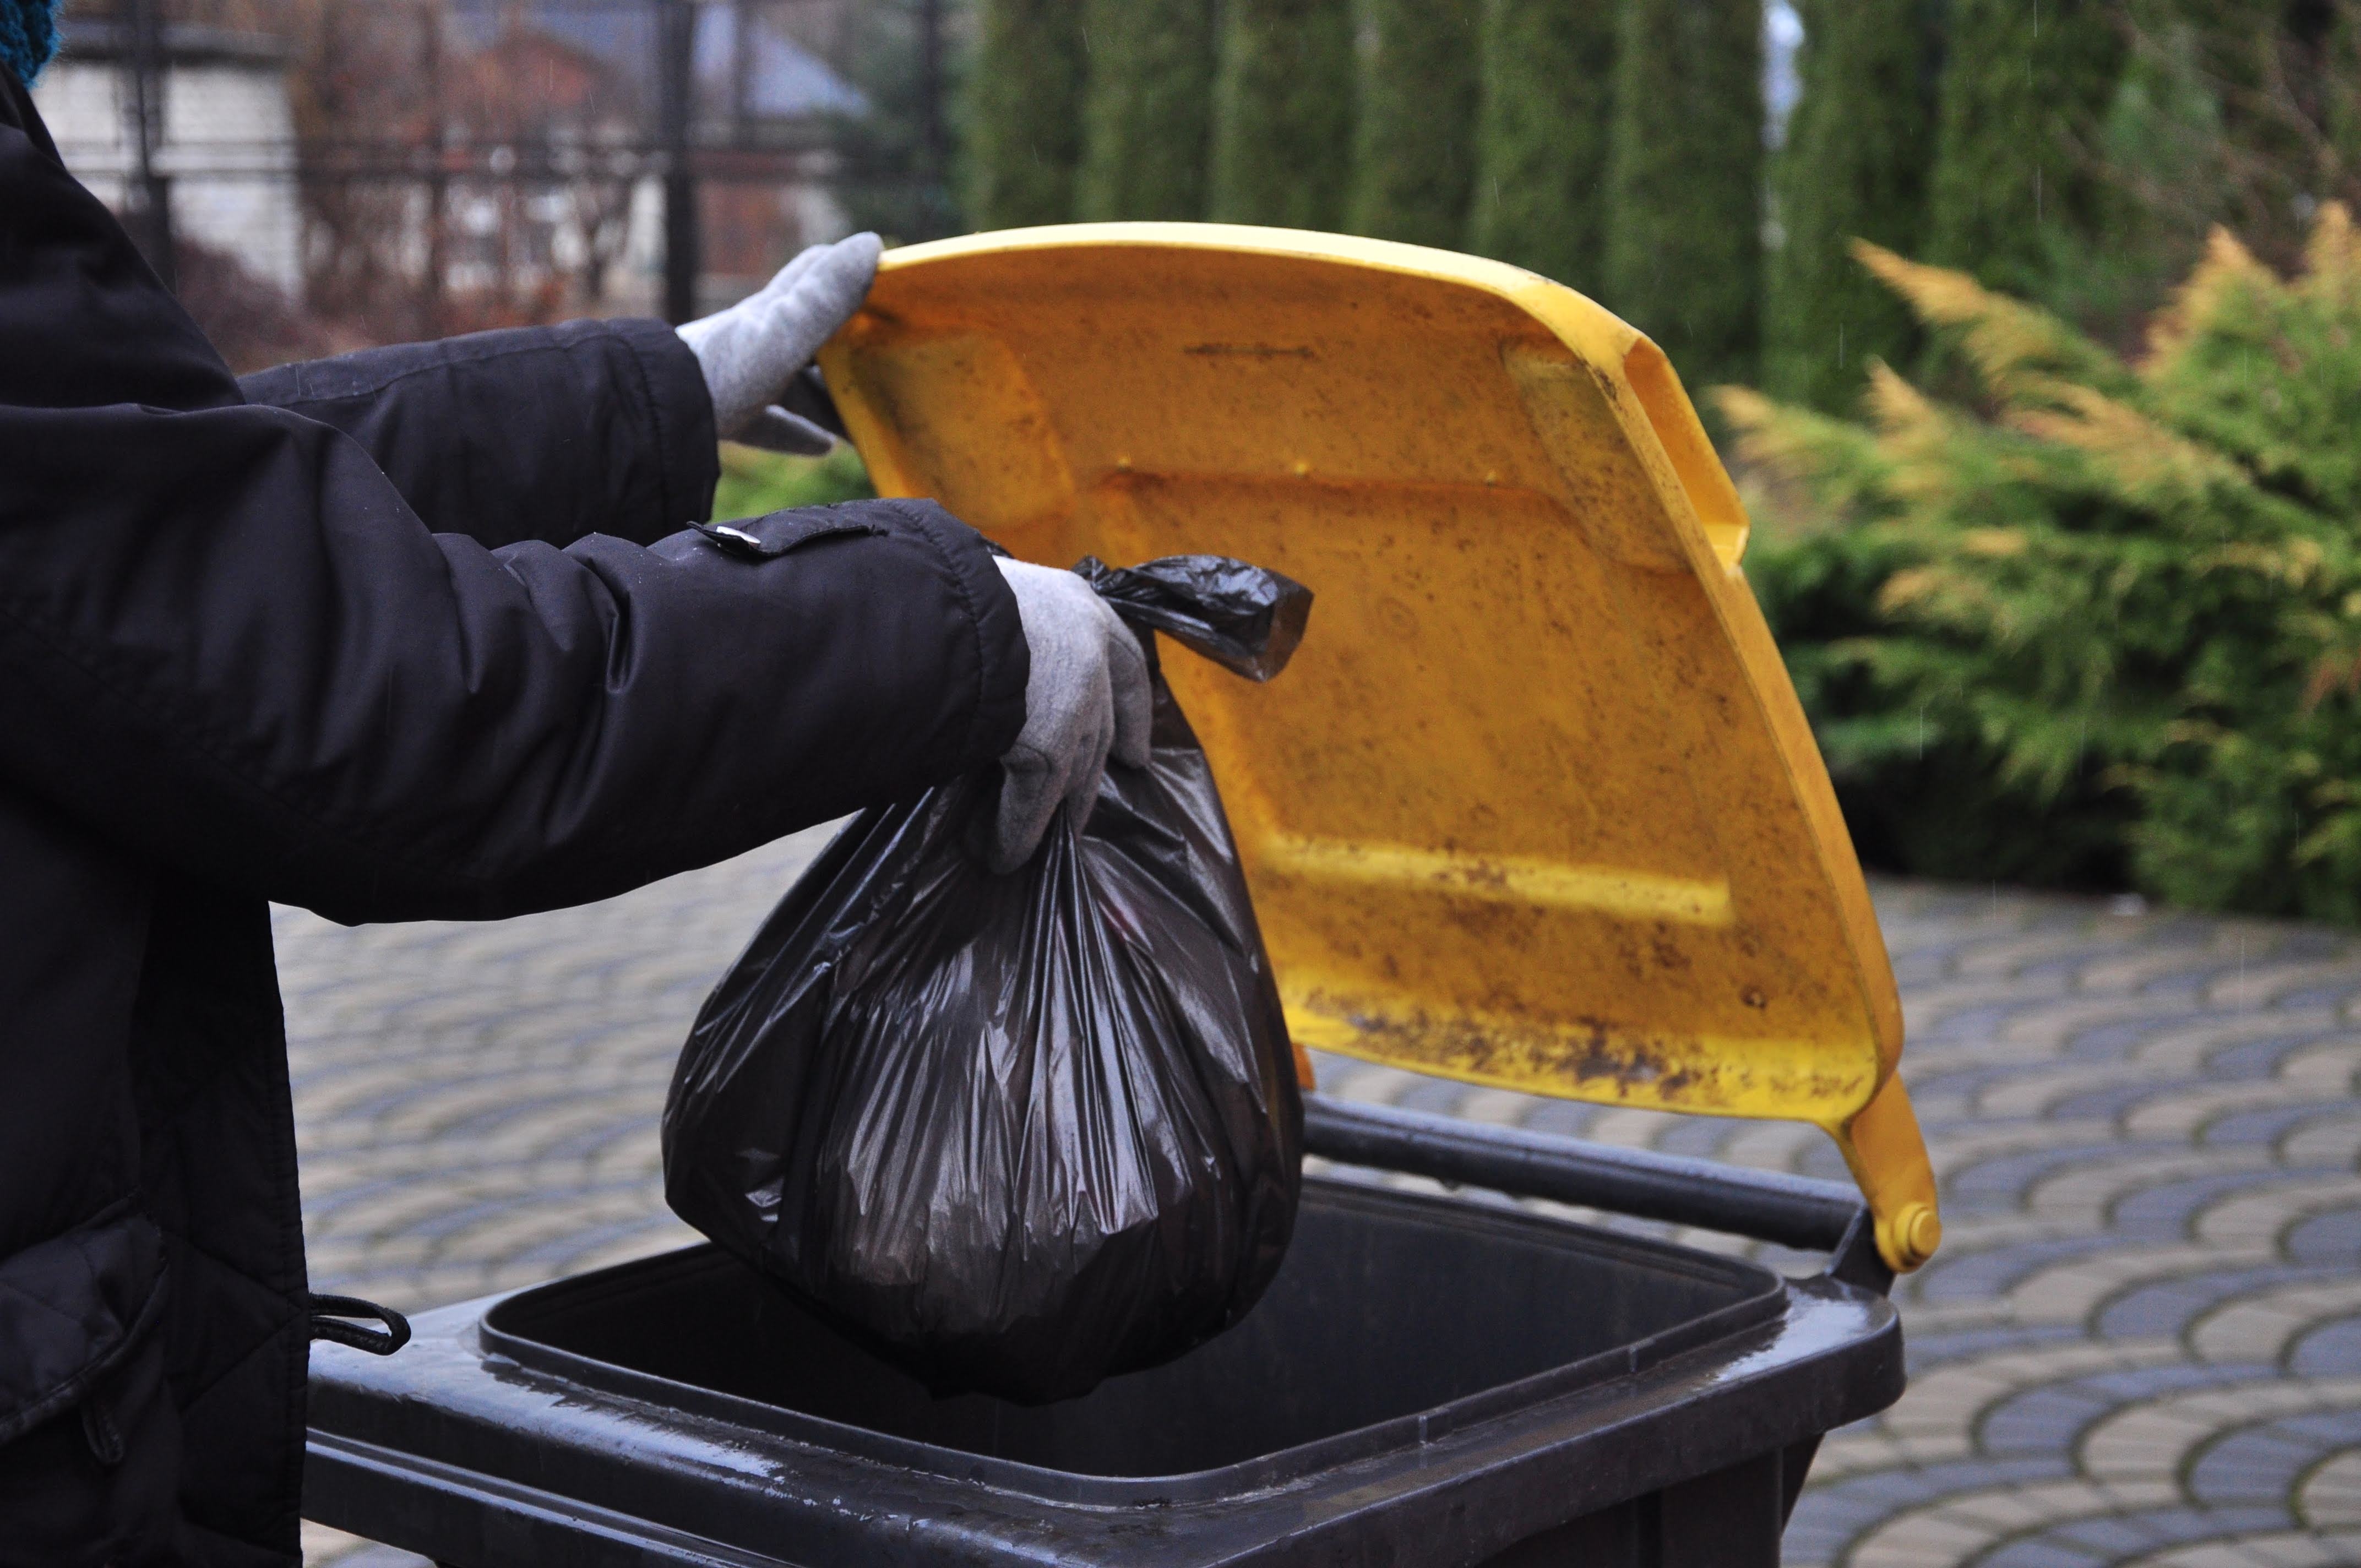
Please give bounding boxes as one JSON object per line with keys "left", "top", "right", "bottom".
{"left": 0, "top": 18, "right": 1148, "bottom": 1566}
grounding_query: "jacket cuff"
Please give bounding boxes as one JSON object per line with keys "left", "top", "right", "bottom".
{"left": 878, "top": 499, "right": 1030, "bottom": 770}
{"left": 608, "top": 318, "right": 721, "bottom": 531}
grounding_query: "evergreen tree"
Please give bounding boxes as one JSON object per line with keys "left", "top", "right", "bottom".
{"left": 2137, "top": 1, "right": 2338, "bottom": 257}
{"left": 1074, "top": 0, "right": 1217, "bottom": 221}
{"left": 1345, "top": 0, "right": 1482, "bottom": 247}
{"left": 1209, "top": 0, "right": 1356, "bottom": 230}
{"left": 2332, "top": 1, "right": 2361, "bottom": 192}
{"left": 833, "top": 0, "right": 965, "bottom": 242}
{"left": 2077, "top": 0, "right": 2271, "bottom": 330}
{"left": 1924, "top": 0, "right": 2125, "bottom": 299}
{"left": 1765, "top": 0, "right": 1940, "bottom": 411}
{"left": 1602, "top": 0, "right": 1765, "bottom": 394}
{"left": 1466, "top": 0, "right": 1616, "bottom": 287}
{"left": 964, "top": 0, "right": 1086, "bottom": 229}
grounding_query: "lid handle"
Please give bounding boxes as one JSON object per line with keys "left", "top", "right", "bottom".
{"left": 1301, "top": 1096, "right": 1899, "bottom": 1293}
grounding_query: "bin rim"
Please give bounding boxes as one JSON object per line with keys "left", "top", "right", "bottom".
{"left": 820, "top": 221, "right": 1938, "bottom": 1271}
{"left": 476, "top": 1183, "right": 1799, "bottom": 1504}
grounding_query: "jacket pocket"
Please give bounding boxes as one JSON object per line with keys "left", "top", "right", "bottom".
{"left": 0, "top": 1296, "right": 181, "bottom": 1568}
{"left": 0, "top": 1200, "right": 167, "bottom": 1447}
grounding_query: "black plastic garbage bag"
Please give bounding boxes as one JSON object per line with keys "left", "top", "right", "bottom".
{"left": 662, "top": 555, "right": 1310, "bottom": 1402}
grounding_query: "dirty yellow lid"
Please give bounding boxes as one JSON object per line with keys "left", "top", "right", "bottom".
{"left": 820, "top": 223, "right": 1939, "bottom": 1272}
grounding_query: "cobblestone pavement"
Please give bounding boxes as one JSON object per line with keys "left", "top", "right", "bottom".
{"left": 286, "top": 842, "right": 2361, "bottom": 1568}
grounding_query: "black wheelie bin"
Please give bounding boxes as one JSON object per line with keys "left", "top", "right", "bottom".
{"left": 302, "top": 224, "right": 1945, "bottom": 1568}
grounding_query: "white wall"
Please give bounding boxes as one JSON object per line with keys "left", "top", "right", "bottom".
{"left": 34, "top": 56, "right": 303, "bottom": 294}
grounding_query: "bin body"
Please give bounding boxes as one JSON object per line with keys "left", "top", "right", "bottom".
{"left": 304, "top": 1178, "right": 1900, "bottom": 1567}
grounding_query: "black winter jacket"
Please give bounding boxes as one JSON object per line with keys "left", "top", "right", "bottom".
{"left": 0, "top": 68, "right": 1027, "bottom": 1565}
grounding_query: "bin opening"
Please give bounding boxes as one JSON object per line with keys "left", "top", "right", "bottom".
{"left": 483, "top": 1183, "right": 1781, "bottom": 1485}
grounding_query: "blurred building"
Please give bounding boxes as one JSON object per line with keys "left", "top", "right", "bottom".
{"left": 35, "top": 0, "right": 879, "bottom": 351}
{"left": 689, "top": 0, "right": 867, "bottom": 304}
{"left": 34, "top": 17, "right": 303, "bottom": 292}
{"left": 433, "top": 0, "right": 868, "bottom": 317}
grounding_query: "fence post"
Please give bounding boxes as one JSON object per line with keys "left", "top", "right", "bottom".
{"left": 421, "top": 0, "right": 448, "bottom": 337}
{"left": 659, "top": 0, "right": 700, "bottom": 324}
{"left": 124, "top": 0, "right": 173, "bottom": 290}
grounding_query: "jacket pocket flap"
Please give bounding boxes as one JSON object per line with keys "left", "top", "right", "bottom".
{"left": 693, "top": 507, "right": 888, "bottom": 559}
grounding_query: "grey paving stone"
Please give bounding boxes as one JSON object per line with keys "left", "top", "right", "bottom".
{"left": 1979, "top": 1542, "right": 2111, "bottom": 1568}
{"left": 1904, "top": 1323, "right": 2089, "bottom": 1373}
{"left": 1909, "top": 1234, "right": 2122, "bottom": 1304}
{"left": 2207, "top": 1033, "right": 2344, "bottom": 1077}
{"left": 2277, "top": 983, "right": 2360, "bottom": 1009}
{"left": 2098, "top": 1265, "right": 2349, "bottom": 1340}
{"left": 2063, "top": 1020, "right": 2170, "bottom": 1060}
{"left": 2083, "top": 1363, "right": 2276, "bottom": 1401}
{"left": 2111, "top": 1172, "right": 2320, "bottom": 1242}
{"left": 2051, "top": 1514, "right": 2184, "bottom": 1554}
{"left": 1973, "top": 1366, "right": 2277, "bottom": 1483}
{"left": 1784, "top": 1456, "right": 2074, "bottom": 1562}
{"left": 2291, "top": 1315, "right": 2361, "bottom": 1378}
{"left": 1940, "top": 1143, "right": 2187, "bottom": 1218}
{"left": 2188, "top": 1415, "right": 2361, "bottom": 1506}
{"left": 1979, "top": 1386, "right": 2124, "bottom": 1456}
{"left": 2205, "top": 1103, "right": 2340, "bottom": 1148}
{"left": 1916, "top": 1000, "right": 2028, "bottom": 1042}
{"left": 2285, "top": 1207, "right": 2361, "bottom": 1263}
{"left": 2052, "top": 1506, "right": 2295, "bottom": 1555}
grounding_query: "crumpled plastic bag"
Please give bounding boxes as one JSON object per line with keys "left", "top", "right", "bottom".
{"left": 662, "top": 554, "right": 1310, "bottom": 1402}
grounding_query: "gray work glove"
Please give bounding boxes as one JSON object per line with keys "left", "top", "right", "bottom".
{"left": 676, "top": 231, "right": 883, "bottom": 454}
{"left": 990, "top": 559, "right": 1154, "bottom": 873}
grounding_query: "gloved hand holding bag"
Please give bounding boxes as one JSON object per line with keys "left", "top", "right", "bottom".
{"left": 662, "top": 555, "right": 1313, "bottom": 1402}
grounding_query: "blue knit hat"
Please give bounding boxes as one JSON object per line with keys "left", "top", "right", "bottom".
{"left": 0, "top": 0, "right": 62, "bottom": 86}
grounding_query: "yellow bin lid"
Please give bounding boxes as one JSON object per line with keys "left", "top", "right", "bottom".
{"left": 820, "top": 223, "right": 1940, "bottom": 1272}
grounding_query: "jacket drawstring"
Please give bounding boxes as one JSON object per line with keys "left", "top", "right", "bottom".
{"left": 307, "top": 1293, "right": 411, "bottom": 1356}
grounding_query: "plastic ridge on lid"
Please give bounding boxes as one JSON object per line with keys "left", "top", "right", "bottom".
{"left": 820, "top": 222, "right": 1941, "bottom": 1272}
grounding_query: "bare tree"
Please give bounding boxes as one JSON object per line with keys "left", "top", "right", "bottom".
{"left": 287, "top": 0, "right": 447, "bottom": 340}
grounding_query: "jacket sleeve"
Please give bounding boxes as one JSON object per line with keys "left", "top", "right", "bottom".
{"left": 0, "top": 99, "right": 1027, "bottom": 924}
{"left": 237, "top": 320, "right": 721, "bottom": 549}
{"left": 0, "top": 401, "right": 1027, "bottom": 921}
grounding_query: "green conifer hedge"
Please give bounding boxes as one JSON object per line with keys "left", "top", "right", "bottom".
{"left": 1466, "top": 0, "right": 1615, "bottom": 288}
{"left": 1765, "top": 0, "right": 1940, "bottom": 412}
{"left": 1727, "top": 211, "right": 2361, "bottom": 918}
{"left": 1345, "top": 0, "right": 1481, "bottom": 248}
{"left": 1924, "top": 0, "right": 2124, "bottom": 298}
{"left": 964, "top": 0, "right": 1087, "bottom": 229}
{"left": 1074, "top": 0, "right": 1216, "bottom": 221}
{"left": 1602, "top": 0, "right": 1764, "bottom": 393}
{"left": 1208, "top": 0, "right": 1356, "bottom": 231}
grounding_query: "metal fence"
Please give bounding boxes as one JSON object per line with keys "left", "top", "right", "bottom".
{"left": 39, "top": 0, "right": 953, "bottom": 365}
